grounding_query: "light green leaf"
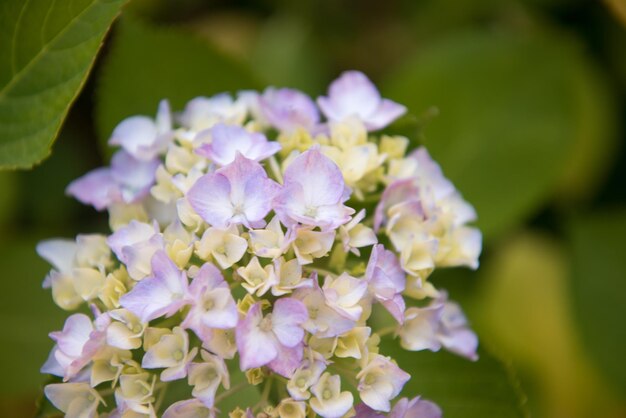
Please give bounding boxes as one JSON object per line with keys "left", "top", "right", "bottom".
{"left": 568, "top": 210, "right": 626, "bottom": 395}
{"left": 0, "top": 0, "right": 126, "bottom": 170}
{"left": 95, "top": 17, "right": 261, "bottom": 156}
{"left": 474, "top": 231, "right": 623, "bottom": 418}
{"left": 381, "top": 338, "right": 528, "bottom": 418}
{"left": 250, "top": 15, "right": 330, "bottom": 94}
{"left": 384, "top": 30, "right": 610, "bottom": 240}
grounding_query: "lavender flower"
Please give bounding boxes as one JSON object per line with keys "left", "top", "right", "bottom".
{"left": 39, "top": 71, "right": 482, "bottom": 417}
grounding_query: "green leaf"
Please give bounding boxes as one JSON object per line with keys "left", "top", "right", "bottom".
{"left": 250, "top": 15, "right": 330, "bottom": 94}
{"left": 0, "top": 0, "right": 125, "bottom": 170}
{"left": 384, "top": 29, "right": 607, "bottom": 240}
{"left": 474, "top": 231, "right": 623, "bottom": 417}
{"left": 568, "top": 210, "right": 626, "bottom": 395}
{"left": 95, "top": 17, "right": 261, "bottom": 157}
{"left": 381, "top": 338, "right": 528, "bottom": 418}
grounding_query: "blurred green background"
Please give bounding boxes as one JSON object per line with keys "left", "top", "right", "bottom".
{"left": 1, "top": 0, "right": 625, "bottom": 417}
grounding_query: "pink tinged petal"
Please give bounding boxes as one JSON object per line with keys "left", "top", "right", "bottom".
{"left": 218, "top": 154, "right": 279, "bottom": 227}
{"left": 195, "top": 124, "right": 280, "bottom": 165}
{"left": 435, "top": 298, "right": 479, "bottom": 360}
{"left": 440, "top": 328, "right": 479, "bottom": 361}
{"left": 318, "top": 71, "right": 405, "bottom": 131}
{"left": 366, "top": 244, "right": 406, "bottom": 298}
{"left": 381, "top": 294, "right": 406, "bottom": 324}
{"left": 163, "top": 399, "right": 214, "bottom": 418}
{"left": 120, "top": 251, "right": 188, "bottom": 322}
{"left": 188, "top": 155, "right": 278, "bottom": 229}
{"left": 189, "top": 262, "right": 226, "bottom": 292}
{"left": 409, "top": 147, "right": 456, "bottom": 201}
{"left": 374, "top": 179, "right": 421, "bottom": 231}
{"left": 66, "top": 167, "right": 121, "bottom": 210}
{"left": 403, "top": 397, "right": 443, "bottom": 418}
{"left": 275, "top": 147, "right": 353, "bottom": 229}
{"left": 107, "top": 220, "right": 159, "bottom": 261}
{"left": 268, "top": 342, "right": 304, "bottom": 378}
{"left": 390, "top": 396, "right": 442, "bottom": 418}
{"left": 354, "top": 403, "right": 386, "bottom": 418}
{"left": 260, "top": 87, "right": 320, "bottom": 132}
{"left": 50, "top": 314, "right": 93, "bottom": 358}
{"left": 236, "top": 303, "right": 279, "bottom": 370}
{"left": 318, "top": 71, "right": 380, "bottom": 120}
{"left": 271, "top": 298, "right": 308, "bottom": 348}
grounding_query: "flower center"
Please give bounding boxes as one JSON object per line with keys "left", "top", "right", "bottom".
{"left": 173, "top": 350, "right": 184, "bottom": 361}
{"left": 304, "top": 206, "right": 318, "bottom": 218}
{"left": 203, "top": 297, "right": 215, "bottom": 311}
{"left": 259, "top": 314, "right": 273, "bottom": 332}
{"left": 322, "top": 388, "right": 333, "bottom": 400}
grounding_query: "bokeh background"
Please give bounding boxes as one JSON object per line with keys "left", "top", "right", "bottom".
{"left": 0, "top": 0, "right": 625, "bottom": 417}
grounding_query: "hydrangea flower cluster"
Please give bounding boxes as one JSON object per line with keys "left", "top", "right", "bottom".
{"left": 38, "top": 71, "right": 482, "bottom": 418}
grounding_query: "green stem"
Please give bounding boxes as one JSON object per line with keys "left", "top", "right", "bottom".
{"left": 376, "top": 325, "right": 399, "bottom": 338}
{"left": 154, "top": 382, "right": 169, "bottom": 412}
{"left": 215, "top": 381, "right": 249, "bottom": 404}
{"left": 253, "top": 377, "right": 274, "bottom": 412}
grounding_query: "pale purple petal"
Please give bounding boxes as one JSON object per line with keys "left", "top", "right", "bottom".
{"left": 374, "top": 179, "right": 421, "bottom": 231}
{"left": 260, "top": 87, "right": 320, "bottom": 132}
{"left": 195, "top": 124, "right": 280, "bottom": 165}
{"left": 188, "top": 154, "right": 279, "bottom": 229}
{"left": 268, "top": 342, "right": 304, "bottom": 378}
{"left": 109, "top": 117, "right": 159, "bottom": 161}
{"left": 110, "top": 151, "right": 160, "bottom": 203}
{"left": 381, "top": 294, "right": 406, "bottom": 324}
{"left": 179, "top": 94, "right": 246, "bottom": 131}
{"left": 107, "top": 220, "right": 159, "bottom": 262}
{"left": 354, "top": 403, "right": 385, "bottom": 418}
{"left": 187, "top": 172, "right": 234, "bottom": 229}
{"left": 366, "top": 244, "right": 406, "bottom": 298}
{"left": 271, "top": 298, "right": 308, "bottom": 348}
{"left": 50, "top": 314, "right": 93, "bottom": 358}
{"left": 439, "top": 328, "right": 479, "bottom": 361}
{"left": 66, "top": 168, "right": 121, "bottom": 211}
{"left": 364, "top": 99, "right": 407, "bottom": 131}
{"left": 318, "top": 71, "right": 380, "bottom": 121}
{"left": 163, "top": 399, "right": 214, "bottom": 418}
{"left": 318, "top": 71, "right": 406, "bottom": 131}
{"left": 41, "top": 346, "right": 64, "bottom": 376}
{"left": 236, "top": 303, "right": 279, "bottom": 370}
{"left": 389, "top": 396, "right": 442, "bottom": 418}
{"left": 274, "top": 147, "right": 353, "bottom": 230}
{"left": 119, "top": 251, "right": 188, "bottom": 322}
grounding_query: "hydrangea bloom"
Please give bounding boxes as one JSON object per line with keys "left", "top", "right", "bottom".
{"left": 39, "top": 71, "right": 482, "bottom": 417}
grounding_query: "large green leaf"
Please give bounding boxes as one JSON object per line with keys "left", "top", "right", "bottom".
{"left": 380, "top": 338, "right": 527, "bottom": 418}
{"left": 0, "top": 0, "right": 125, "bottom": 169}
{"left": 568, "top": 210, "right": 626, "bottom": 395}
{"left": 384, "top": 30, "right": 609, "bottom": 240}
{"left": 95, "top": 17, "right": 261, "bottom": 154}
{"left": 474, "top": 232, "right": 623, "bottom": 418}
